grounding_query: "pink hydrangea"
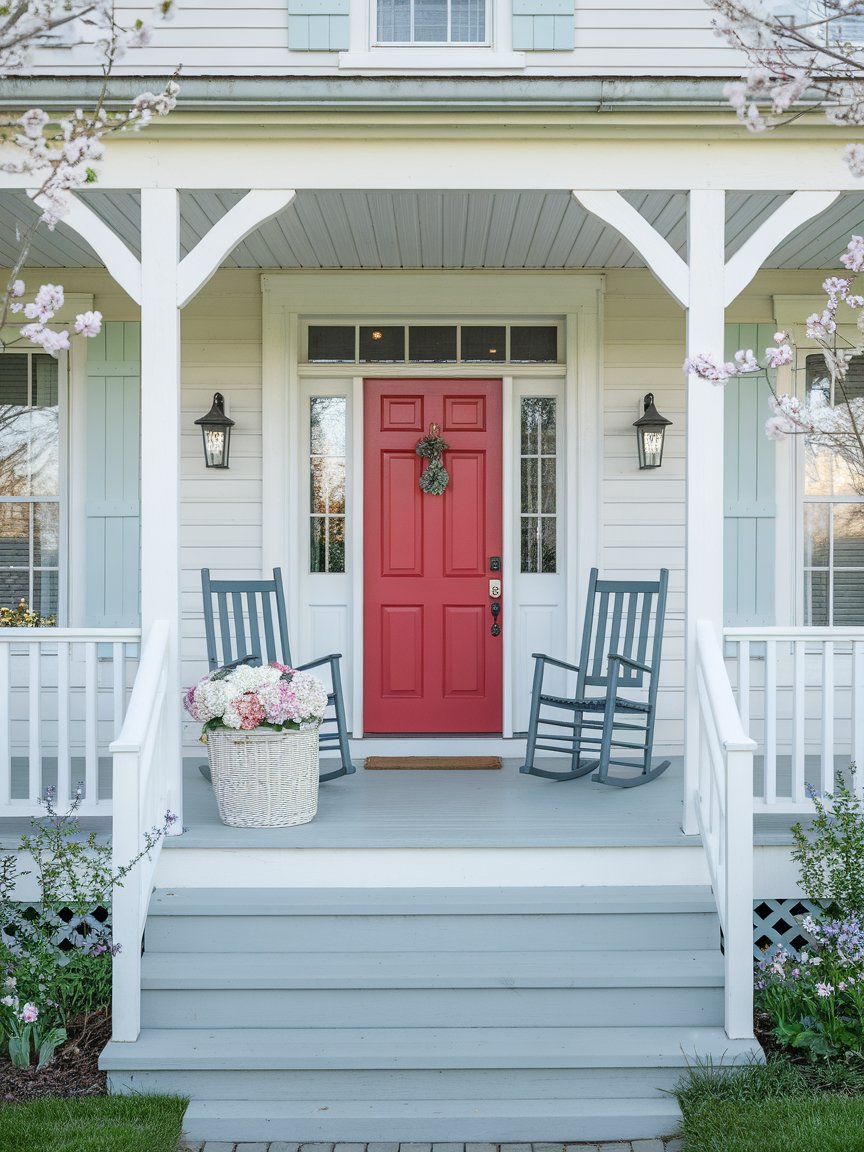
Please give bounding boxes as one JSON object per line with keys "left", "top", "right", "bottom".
{"left": 234, "top": 692, "right": 266, "bottom": 730}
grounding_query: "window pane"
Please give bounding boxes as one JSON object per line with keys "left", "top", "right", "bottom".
{"left": 834, "top": 571, "right": 864, "bottom": 625}
{"left": 521, "top": 516, "right": 538, "bottom": 573}
{"left": 451, "top": 0, "right": 484, "bottom": 40}
{"left": 541, "top": 457, "right": 556, "bottom": 514}
{"left": 409, "top": 326, "right": 457, "bottom": 362}
{"left": 462, "top": 326, "right": 505, "bottom": 362}
{"left": 29, "top": 403, "right": 58, "bottom": 496}
{"left": 0, "top": 355, "right": 29, "bottom": 405}
{"left": 33, "top": 354, "right": 58, "bottom": 408}
{"left": 378, "top": 0, "right": 410, "bottom": 39}
{"left": 520, "top": 396, "right": 540, "bottom": 454}
{"left": 310, "top": 517, "right": 327, "bottom": 573}
{"left": 833, "top": 504, "right": 864, "bottom": 568}
{"left": 32, "top": 570, "right": 58, "bottom": 620}
{"left": 33, "top": 502, "right": 59, "bottom": 566}
{"left": 308, "top": 326, "right": 355, "bottom": 363}
{"left": 521, "top": 457, "right": 537, "bottom": 514}
{"left": 329, "top": 517, "right": 346, "bottom": 574}
{"left": 511, "top": 326, "right": 558, "bottom": 363}
{"left": 414, "top": 0, "right": 447, "bottom": 39}
{"left": 0, "top": 503, "right": 29, "bottom": 609}
{"left": 541, "top": 517, "right": 557, "bottom": 574}
{"left": 805, "top": 570, "right": 829, "bottom": 626}
{"left": 804, "top": 503, "right": 829, "bottom": 567}
{"left": 540, "top": 397, "right": 556, "bottom": 454}
{"left": 360, "top": 326, "right": 404, "bottom": 362}
{"left": 310, "top": 397, "right": 347, "bottom": 456}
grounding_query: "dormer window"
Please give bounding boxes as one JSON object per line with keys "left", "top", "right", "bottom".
{"left": 376, "top": 0, "right": 486, "bottom": 43}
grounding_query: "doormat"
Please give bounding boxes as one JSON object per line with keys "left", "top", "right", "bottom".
{"left": 364, "top": 756, "right": 503, "bottom": 770}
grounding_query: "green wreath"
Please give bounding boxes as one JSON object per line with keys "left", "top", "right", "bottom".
{"left": 416, "top": 431, "right": 449, "bottom": 495}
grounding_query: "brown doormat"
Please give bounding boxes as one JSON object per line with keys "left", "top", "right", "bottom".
{"left": 364, "top": 756, "right": 503, "bottom": 770}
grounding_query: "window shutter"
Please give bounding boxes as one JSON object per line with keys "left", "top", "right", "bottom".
{"left": 84, "top": 322, "right": 140, "bottom": 627}
{"left": 288, "top": 0, "right": 350, "bottom": 50}
{"left": 512, "top": 0, "right": 574, "bottom": 50}
{"left": 723, "top": 323, "right": 776, "bottom": 626}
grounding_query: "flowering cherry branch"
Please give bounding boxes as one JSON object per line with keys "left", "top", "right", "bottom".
{"left": 706, "top": 0, "right": 864, "bottom": 175}
{"left": 685, "top": 236, "right": 864, "bottom": 493}
{"left": 0, "top": 1, "right": 179, "bottom": 352}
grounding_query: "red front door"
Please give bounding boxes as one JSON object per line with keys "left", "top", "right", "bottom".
{"left": 364, "top": 379, "right": 503, "bottom": 733}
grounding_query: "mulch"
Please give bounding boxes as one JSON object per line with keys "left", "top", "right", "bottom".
{"left": 0, "top": 1009, "right": 110, "bottom": 1103}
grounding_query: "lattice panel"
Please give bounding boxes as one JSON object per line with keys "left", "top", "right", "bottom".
{"left": 1, "top": 904, "right": 110, "bottom": 957}
{"left": 754, "top": 898, "right": 818, "bottom": 959}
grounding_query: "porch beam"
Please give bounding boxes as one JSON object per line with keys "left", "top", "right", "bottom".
{"left": 723, "top": 190, "right": 841, "bottom": 306}
{"left": 31, "top": 191, "right": 142, "bottom": 304}
{"left": 571, "top": 191, "right": 689, "bottom": 307}
{"left": 176, "top": 189, "right": 296, "bottom": 308}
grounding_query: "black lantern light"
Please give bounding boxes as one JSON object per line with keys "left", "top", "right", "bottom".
{"left": 195, "top": 392, "right": 234, "bottom": 469}
{"left": 633, "top": 392, "right": 672, "bottom": 470}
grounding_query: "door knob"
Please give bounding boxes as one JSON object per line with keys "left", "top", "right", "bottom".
{"left": 490, "top": 600, "right": 501, "bottom": 637}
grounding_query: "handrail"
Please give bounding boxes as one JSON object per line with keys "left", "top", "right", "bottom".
{"left": 695, "top": 619, "right": 757, "bottom": 1041}
{"left": 725, "top": 626, "right": 864, "bottom": 640}
{"left": 109, "top": 619, "right": 174, "bottom": 1043}
{"left": 0, "top": 628, "right": 141, "bottom": 641}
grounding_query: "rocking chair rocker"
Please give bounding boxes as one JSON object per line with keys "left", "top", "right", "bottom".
{"left": 199, "top": 568, "right": 354, "bottom": 782}
{"left": 519, "top": 568, "right": 670, "bottom": 788}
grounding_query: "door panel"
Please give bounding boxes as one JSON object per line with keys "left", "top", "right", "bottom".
{"left": 364, "top": 379, "right": 503, "bottom": 733}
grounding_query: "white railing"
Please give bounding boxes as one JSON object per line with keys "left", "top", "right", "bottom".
{"left": 0, "top": 628, "right": 141, "bottom": 816}
{"left": 109, "top": 619, "right": 175, "bottom": 1043}
{"left": 725, "top": 628, "right": 864, "bottom": 812}
{"left": 695, "top": 619, "right": 757, "bottom": 1040}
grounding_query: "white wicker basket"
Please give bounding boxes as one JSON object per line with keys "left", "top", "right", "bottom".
{"left": 206, "top": 727, "right": 320, "bottom": 827}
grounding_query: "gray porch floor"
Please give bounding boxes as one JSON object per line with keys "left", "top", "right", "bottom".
{"left": 0, "top": 756, "right": 808, "bottom": 848}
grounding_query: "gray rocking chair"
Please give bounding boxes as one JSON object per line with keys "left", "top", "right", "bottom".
{"left": 199, "top": 568, "right": 354, "bottom": 782}
{"left": 519, "top": 568, "right": 670, "bottom": 788}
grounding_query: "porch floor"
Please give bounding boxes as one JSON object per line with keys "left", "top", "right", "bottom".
{"left": 170, "top": 756, "right": 691, "bottom": 850}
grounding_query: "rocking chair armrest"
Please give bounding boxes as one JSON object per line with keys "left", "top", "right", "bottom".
{"left": 531, "top": 653, "right": 581, "bottom": 674}
{"left": 608, "top": 651, "right": 652, "bottom": 674}
{"left": 294, "top": 653, "right": 343, "bottom": 672}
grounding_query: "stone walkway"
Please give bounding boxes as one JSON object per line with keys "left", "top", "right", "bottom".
{"left": 181, "top": 1141, "right": 684, "bottom": 1152}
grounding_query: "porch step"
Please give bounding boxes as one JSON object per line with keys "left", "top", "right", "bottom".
{"left": 139, "top": 950, "right": 725, "bottom": 1028}
{"left": 144, "top": 886, "right": 720, "bottom": 953}
{"left": 180, "top": 1096, "right": 683, "bottom": 1143}
{"left": 102, "top": 885, "right": 761, "bottom": 1143}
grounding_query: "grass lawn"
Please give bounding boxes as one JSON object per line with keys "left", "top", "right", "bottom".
{"left": 676, "top": 1057, "right": 864, "bottom": 1152}
{"left": 0, "top": 1095, "right": 187, "bottom": 1152}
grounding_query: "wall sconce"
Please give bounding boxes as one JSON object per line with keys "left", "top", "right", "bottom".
{"left": 633, "top": 393, "right": 672, "bottom": 469}
{"left": 194, "top": 392, "right": 234, "bottom": 469}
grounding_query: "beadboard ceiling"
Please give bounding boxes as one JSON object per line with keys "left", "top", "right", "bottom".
{"left": 2, "top": 187, "right": 862, "bottom": 272}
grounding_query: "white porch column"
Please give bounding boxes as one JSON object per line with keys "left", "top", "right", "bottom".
{"left": 683, "top": 189, "right": 727, "bottom": 834}
{"left": 140, "top": 188, "right": 183, "bottom": 827}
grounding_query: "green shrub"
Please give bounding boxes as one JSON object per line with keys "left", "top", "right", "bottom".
{"left": 791, "top": 766, "right": 864, "bottom": 917}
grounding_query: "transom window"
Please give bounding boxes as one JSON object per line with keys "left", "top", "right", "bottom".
{"left": 377, "top": 0, "right": 486, "bottom": 42}
{"left": 0, "top": 352, "right": 61, "bottom": 620}
{"left": 802, "top": 354, "right": 864, "bottom": 625}
{"left": 306, "top": 323, "right": 560, "bottom": 364}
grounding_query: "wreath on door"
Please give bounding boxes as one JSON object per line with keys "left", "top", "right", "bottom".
{"left": 416, "top": 423, "right": 449, "bottom": 495}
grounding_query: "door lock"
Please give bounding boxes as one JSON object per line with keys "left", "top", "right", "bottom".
{"left": 490, "top": 600, "right": 501, "bottom": 637}
{"left": 489, "top": 579, "right": 502, "bottom": 598}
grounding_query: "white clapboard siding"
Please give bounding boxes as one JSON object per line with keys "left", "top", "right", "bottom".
{"left": 27, "top": 0, "right": 745, "bottom": 77}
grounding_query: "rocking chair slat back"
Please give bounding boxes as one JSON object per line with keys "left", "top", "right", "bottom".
{"left": 201, "top": 568, "right": 292, "bottom": 671}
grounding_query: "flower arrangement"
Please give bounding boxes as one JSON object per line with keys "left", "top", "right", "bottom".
{"left": 756, "top": 916, "right": 864, "bottom": 1062}
{"left": 183, "top": 662, "right": 328, "bottom": 737}
{"left": 0, "top": 599, "right": 56, "bottom": 627}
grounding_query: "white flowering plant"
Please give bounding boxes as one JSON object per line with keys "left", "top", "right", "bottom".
{"left": 183, "top": 661, "right": 329, "bottom": 737}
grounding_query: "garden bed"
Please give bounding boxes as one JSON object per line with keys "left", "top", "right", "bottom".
{"left": 0, "top": 1009, "right": 109, "bottom": 1103}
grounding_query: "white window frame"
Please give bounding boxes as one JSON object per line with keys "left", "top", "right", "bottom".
{"left": 374, "top": 0, "right": 491, "bottom": 47}
{"left": 339, "top": 0, "right": 524, "bottom": 68}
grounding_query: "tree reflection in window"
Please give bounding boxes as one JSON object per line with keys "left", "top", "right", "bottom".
{"left": 310, "top": 397, "right": 347, "bottom": 573}
{"left": 520, "top": 397, "right": 556, "bottom": 574}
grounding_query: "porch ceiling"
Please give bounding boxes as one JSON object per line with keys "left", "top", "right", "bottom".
{"left": 3, "top": 187, "right": 863, "bottom": 273}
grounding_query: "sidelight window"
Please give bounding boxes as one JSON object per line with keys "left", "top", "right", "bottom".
{"left": 520, "top": 396, "right": 557, "bottom": 574}
{"left": 309, "top": 397, "right": 347, "bottom": 574}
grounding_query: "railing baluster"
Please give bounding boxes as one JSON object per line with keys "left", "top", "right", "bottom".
{"left": 737, "top": 639, "right": 750, "bottom": 735}
{"left": 821, "top": 641, "right": 835, "bottom": 797}
{"left": 84, "top": 642, "right": 98, "bottom": 807}
{"left": 792, "top": 640, "right": 806, "bottom": 804}
{"left": 28, "top": 642, "right": 41, "bottom": 805}
{"left": 0, "top": 643, "right": 9, "bottom": 807}
{"left": 57, "top": 641, "right": 71, "bottom": 810}
{"left": 113, "top": 643, "right": 126, "bottom": 738}
{"left": 854, "top": 641, "right": 864, "bottom": 798}
{"left": 765, "top": 639, "right": 777, "bottom": 805}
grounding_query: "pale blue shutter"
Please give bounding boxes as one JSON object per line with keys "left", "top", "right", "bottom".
{"left": 723, "top": 323, "right": 776, "bottom": 626}
{"left": 288, "top": 0, "right": 350, "bottom": 49}
{"left": 512, "top": 0, "right": 574, "bottom": 50}
{"left": 85, "top": 322, "right": 140, "bottom": 627}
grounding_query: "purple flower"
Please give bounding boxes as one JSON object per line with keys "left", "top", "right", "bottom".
{"left": 20, "top": 1002, "right": 38, "bottom": 1023}
{"left": 816, "top": 982, "right": 834, "bottom": 998}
